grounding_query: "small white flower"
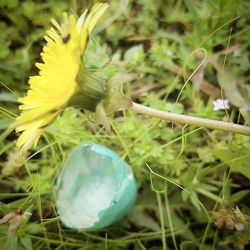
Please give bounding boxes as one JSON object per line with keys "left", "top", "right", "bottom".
{"left": 233, "top": 48, "right": 241, "bottom": 57}
{"left": 165, "top": 50, "right": 173, "bottom": 56}
{"left": 213, "top": 99, "right": 230, "bottom": 111}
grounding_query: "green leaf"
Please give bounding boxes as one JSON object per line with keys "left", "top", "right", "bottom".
{"left": 165, "top": 102, "right": 184, "bottom": 114}
{"left": 25, "top": 224, "right": 45, "bottom": 235}
{"left": 124, "top": 45, "right": 145, "bottom": 65}
{"left": 128, "top": 207, "right": 161, "bottom": 231}
{"left": 164, "top": 207, "right": 195, "bottom": 240}
{"left": 217, "top": 69, "right": 250, "bottom": 125}
{"left": 0, "top": 92, "right": 17, "bottom": 102}
{"left": 213, "top": 146, "right": 250, "bottom": 179}
{"left": 228, "top": 190, "right": 250, "bottom": 203}
{"left": 20, "top": 236, "right": 32, "bottom": 250}
{"left": 0, "top": 202, "right": 13, "bottom": 214}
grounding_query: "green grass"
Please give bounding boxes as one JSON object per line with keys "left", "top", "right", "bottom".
{"left": 1, "top": 0, "right": 250, "bottom": 249}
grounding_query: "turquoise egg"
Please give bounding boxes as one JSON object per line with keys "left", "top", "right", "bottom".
{"left": 54, "top": 142, "right": 137, "bottom": 230}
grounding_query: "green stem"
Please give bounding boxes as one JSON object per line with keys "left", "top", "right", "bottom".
{"left": 164, "top": 189, "right": 178, "bottom": 250}
{"left": 131, "top": 102, "right": 250, "bottom": 136}
{"left": 156, "top": 192, "right": 168, "bottom": 250}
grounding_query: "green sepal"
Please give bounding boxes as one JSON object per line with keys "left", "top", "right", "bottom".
{"left": 103, "top": 72, "right": 133, "bottom": 114}
{"left": 68, "top": 63, "right": 107, "bottom": 112}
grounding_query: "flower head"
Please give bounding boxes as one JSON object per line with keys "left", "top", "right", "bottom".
{"left": 0, "top": 210, "right": 32, "bottom": 236}
{"left": 15, "top": 3, "right": 109, "bottom": 151}
{"left": 213, "top": 99, "right": 230, "bottom": 111}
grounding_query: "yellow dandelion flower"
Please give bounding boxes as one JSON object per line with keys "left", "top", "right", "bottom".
{"left": 15, "top": 3, "right": 109, "bottom": 151}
